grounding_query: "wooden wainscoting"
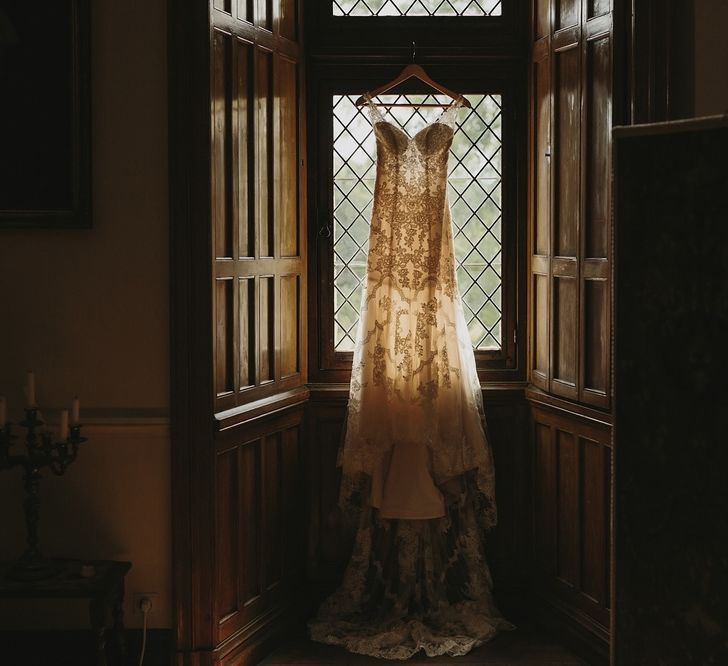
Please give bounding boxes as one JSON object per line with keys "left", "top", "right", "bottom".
{"left": 305, "top": 385, "right": 532, "bottom": 616}
{"left": 212, "top": 401, "right": 307, "bottom": 666}
{"left": 528, "top": 389, "right": 611, "bottom": 663}
{"left": 304, "top": 385, "right": 348, "bottom": 594}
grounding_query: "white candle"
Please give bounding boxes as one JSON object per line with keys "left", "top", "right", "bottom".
{"left": 26, "top": 372, "right": 36, "bottom": 408}
{"left": 0, "top": 396, "right": 6, "bottom": 428}
{"left": 71, "top": 396, "right": 80, "bottom": 426}
{"left": 59, "top": 409, "right": 69, "bottom": 441}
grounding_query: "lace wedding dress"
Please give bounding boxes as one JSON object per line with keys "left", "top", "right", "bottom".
{"left": 309, "top": 95, "right": 513, "bottom": 660}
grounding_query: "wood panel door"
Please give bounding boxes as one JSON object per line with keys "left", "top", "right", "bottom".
{"left": 529, "top": 0, "right": 613, "bottom": 410}
{"left": 211, "top": 17, "right": 306, "bottom": 417}
{"left": 527, "top": 0, "right": 617, "bottom": 658}
{"left": 170, "top": 1, "right": 307, "bottom": 664}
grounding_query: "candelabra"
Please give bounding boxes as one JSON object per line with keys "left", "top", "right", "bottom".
{"left": 0, "top": 408, "right": 86, "bottom": 580}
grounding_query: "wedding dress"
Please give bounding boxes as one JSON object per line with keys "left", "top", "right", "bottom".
{"left": 309, "top": 95, "right": 512, "bottom": 660}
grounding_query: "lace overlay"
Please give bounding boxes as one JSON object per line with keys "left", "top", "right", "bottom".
{"left": 310, "top": 96, "right": 512, "bottom": 659}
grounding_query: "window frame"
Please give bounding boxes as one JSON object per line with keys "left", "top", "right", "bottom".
{"left": 308, "top": 2, "right": 521, "bottom": 54}
{"left": 306, "top": 12, "right": 527, "bottom": 385}
{"left": 332, "top": 0, "right": 504, "bottom": 18}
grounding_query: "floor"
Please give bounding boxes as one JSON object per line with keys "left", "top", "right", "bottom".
{"left": 259, "top": 625, "right": 588, "bottom": 665}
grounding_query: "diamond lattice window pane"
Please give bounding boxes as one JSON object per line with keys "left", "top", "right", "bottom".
{"left": 333, "top": 0, "right": 502, "bottom": 16}
{"left": 332, "top": 93, "right": 503, "bottom": 351}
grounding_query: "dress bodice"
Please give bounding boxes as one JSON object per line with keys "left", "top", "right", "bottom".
{"left": 364, "top": 96, "right": 464, "bottom": 303}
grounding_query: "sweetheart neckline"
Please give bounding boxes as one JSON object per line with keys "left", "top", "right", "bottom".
{"left": 364, "top": 93, "right": 463, "bottom": 142}
{"left": 373, "top": 119, "right": 455, "bottom": 142}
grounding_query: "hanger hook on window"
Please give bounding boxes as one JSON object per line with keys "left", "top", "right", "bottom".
{"left": 412, "top": 40, "right": 416, "bottom": 63}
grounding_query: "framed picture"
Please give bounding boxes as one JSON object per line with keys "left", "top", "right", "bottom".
{"left": 0, "top": 0, "right": 91, "bottom": 229}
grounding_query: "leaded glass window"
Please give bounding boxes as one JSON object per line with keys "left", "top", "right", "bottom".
{"left": 332, "top": 93, "right": 503, "bottom": 352}
{"left": 333, "top": 0, "right": 502, "bottom": 16}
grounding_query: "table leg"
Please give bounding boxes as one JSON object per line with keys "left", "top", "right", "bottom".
{"left": 90, "top": 597, "right": 108, "bottom": 666}
{"left": 112, "top": 581, "right": 126, "bottom": 665}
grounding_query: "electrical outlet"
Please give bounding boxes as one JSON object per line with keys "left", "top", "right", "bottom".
{"left": 132, "top": 592, "right": 159, "bottom": 616}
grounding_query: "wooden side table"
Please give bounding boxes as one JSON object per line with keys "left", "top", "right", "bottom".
{"left": 0, "top": 559, "right": 132, "bottom": 666}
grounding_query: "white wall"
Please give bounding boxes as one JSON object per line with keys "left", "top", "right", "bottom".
{"left": 0, "top": 0, "right": 171, "bottom": 629}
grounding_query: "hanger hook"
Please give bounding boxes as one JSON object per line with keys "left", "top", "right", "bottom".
{"left": 412, "top": 40, "right": 416, "bottom": 63}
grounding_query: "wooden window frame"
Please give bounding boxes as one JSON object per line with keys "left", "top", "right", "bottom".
{"left": 308, "top": 3, "right": 522, "bottom": 53}
{"left": 306, "top": 11, "right": 528, "bottom": 384}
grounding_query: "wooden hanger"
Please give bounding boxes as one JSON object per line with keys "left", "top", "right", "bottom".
{"left": 355, "top": 42, "right": 471, "bottom": 109}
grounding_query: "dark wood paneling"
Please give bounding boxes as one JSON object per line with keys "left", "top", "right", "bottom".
{"left": 629, "top": 0, "right": 694, "bottom": 124}
{"left": 279, "top": 0, "right": 297, "bottom": 42}
{"left": 259, "top": 275, "right": 275, "bottom": 383}
{"left": 262, "top": 431, "right": 283, "bottom": 589}
{"left": 235, "top": 39, "right": 254, "bottom": 259}
{"left": 239, "top": 440, "right": 261, "bottom": 606}
{"left": 280, "top": 274, "right": 300, "bottom": 378}
{"left": 551, "top": 33, "right": 581, "bottom": 399}
{"left": 256, "top": 0, "right": 272, "bottom": 30}
{"left": 486, "top": 397, "right": 532, "bottom": 588}
{"left": 239, "top": 277, "right": 256, "bottom": 389}
{"left": 256, "top": 50, "right": 274, "bottom": 259}
{"left": 534, "top": 422, "right": 557, "bottom": 576}
{"left": 531, "top": 401, "right": 611, "bottom": 636}
{"left": 557, "top": 0, "right": 580, "bottom": 30}
{"left": 553, "top": 276, "right": 577, "bottom": 389}
{"left": 535, "top": 0, "right": 551, "bottom": 39}
{"left": 579, "top": 28, "right": 611, "bottom": 409}
{"left": 171, "top": 0, "right": 306, "bottom": 663}
{"left": 210, "top": 21, "right": 305, "bottom": 415}
{"left": 534, "top": 57, "right": 551, "bottom": 257}
{"left": 614, "top": 118, "right": 728, "bottom": 666}
{"left": 554, "top": 46, "right": 580, "bottom": 258}
{"left": 534, "top": 274, "right": 549, "bottom": 379}
{"left": 584, "top": 36, "right": 610, "bottom": 260}
{"left": 216, "top": 448, "right": 239, "bottom": 621}
{"left": 556, "top": 430, "right": 579, "bottom": 587}
{"left": 213, "top": 30, "right": 234, "bottom": 260}
{"left": 278, "top": 57, "right": 299, "bottom": 258}
{"left": 580, "top": 437, "right": 608, "bottom": 607}
{"left": 589, "top": 0, "right": 610, "bottom": 18}
{"left": 530, "top": 0, "right": 614, "bottom": 414}
{"left": 215, "top": 411, "right": 306, "bottom": 648}
{"left": 237, "top": 0, "right": 254, "bottom": 23}
{"left": 216, "top": 278, "right": 236, "bottom": 399}
{"left": 281, "top": 426, "right": 302, "bottom": 578}
{"left": 305, "top": 396, "right": 348, "bottom": 585}
{"left": 582, "top": 278, "right": 607, "bottom": 396}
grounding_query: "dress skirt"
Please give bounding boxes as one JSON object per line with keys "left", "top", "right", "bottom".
{"left": 309, "top": 470, "right": 513, "bottom": 660}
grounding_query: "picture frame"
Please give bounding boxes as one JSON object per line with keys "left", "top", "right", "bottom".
{"left": 0, "top": 0, "right": 91, "bottom": 229}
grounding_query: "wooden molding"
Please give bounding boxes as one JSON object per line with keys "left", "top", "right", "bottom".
{"left": 214, "top": 385, "right": 309, "bottom": 431}
{"left": 526, "top": 385, "right": 613, "bottom": 427}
